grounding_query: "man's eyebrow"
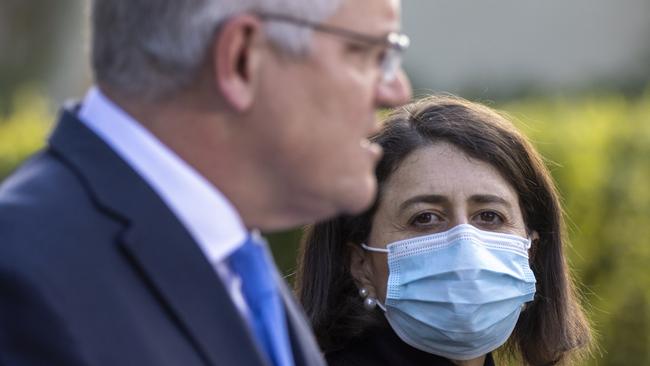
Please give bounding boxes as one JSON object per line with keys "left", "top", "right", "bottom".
{"left": 398, "top": 194, "right": 448, "bottom": 212}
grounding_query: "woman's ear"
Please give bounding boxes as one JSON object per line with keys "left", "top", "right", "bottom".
{"left": 348, "top": 242, "right": 378, "bottom": 298}
{"left": 528, "top": 230, "right": 540, "bottom": 261}
{"left": 530, "top": 230, "right": 540, "bottom": 243}
{"left": 211, "top": 14, "right": 264, "bottom": 111}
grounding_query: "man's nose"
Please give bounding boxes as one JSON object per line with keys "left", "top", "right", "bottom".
{"left": 376, "top": 69, "right": 412, "bottom": 108}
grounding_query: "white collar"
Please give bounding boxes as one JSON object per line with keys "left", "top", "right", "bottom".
{"left": 78, "top": 86, "right": 247, "bottom": 262}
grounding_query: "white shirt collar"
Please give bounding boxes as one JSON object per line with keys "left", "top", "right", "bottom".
{"left": 78, "top": 86, "right": 247, "bottom": 262}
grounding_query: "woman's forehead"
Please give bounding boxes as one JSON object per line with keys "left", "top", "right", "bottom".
{"left": 381, "top": 142, "right": 518, "bottom": 205}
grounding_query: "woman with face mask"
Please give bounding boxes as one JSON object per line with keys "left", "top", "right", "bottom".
{"left": 295, "top": 96, "right": 593, "bottom": 366}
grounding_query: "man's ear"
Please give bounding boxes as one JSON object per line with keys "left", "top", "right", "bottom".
{"left": 349, "top": 242, "right": 378, "bottom": 298}
{"left": 211, "top": 14, "right": 265, "bottom": 111}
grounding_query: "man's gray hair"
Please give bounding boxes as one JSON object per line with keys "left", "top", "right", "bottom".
{"left": 91, "top": 0, "right": 342, "bottom": 100}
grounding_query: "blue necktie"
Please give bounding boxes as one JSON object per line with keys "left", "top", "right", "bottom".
{"left": 228, "top": 234, "right": 294, "bottom": 366}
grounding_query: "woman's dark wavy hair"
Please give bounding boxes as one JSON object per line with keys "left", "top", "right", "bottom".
{"left": 295, "top": 95, "right": 592, "bottom": 365}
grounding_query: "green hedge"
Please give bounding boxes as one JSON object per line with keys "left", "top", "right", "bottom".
{"left": 1, "top": 90, "right": 649, "bottom": 365}
{"left": 0, "top": 90, "right": 51, "bottom": 179}
{"left": 504, "top": 92, "right": 650, "bottom": 365}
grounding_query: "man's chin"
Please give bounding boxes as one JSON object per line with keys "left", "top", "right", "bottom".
{"left": 339, "top": 180, "right": 378, "bottom": 216}
{"left": 275, "top": 177, "right": 378, "bottom": 226}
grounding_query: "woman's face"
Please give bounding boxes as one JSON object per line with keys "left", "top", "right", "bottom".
{"left": 351, "top": 141, "right": 534, "bottom": 302}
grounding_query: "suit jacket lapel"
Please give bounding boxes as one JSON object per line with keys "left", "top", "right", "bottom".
{"left": 120, "top": 219, "right": 268, "bottom": 366}
{"left": 258, "top": 243, "right": 326, "bottom": 366}
{"left": 278, "top": 281, "right": 326, "bottom": 366}
{"left": 48, "top": 109, "right": 268, "bottom": 366}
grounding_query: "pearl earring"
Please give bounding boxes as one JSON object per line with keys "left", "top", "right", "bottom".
{"left": 363, "top": 297, "right": 378, "bottom": 310}
{"left": 359, "top": 287, "right": 377, "bottom": 310}
{"left": 358, "top": 287, "right": 369, "bottom": 299}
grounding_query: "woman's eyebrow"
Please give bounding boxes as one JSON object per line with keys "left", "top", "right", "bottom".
{"left": 469, "top": 194, "right": 512, "bottom": 208}
{"left": 398, "top": 194, "right": 448, "bottom": 212}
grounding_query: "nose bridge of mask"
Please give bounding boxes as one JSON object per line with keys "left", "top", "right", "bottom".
{"left": 390, "top": 238, "right": 533, "bottom": 289}
{"left": 397, "top": 224, "right": 530, "bottom": 253}
{"left": 362, "top": 224, "right": 531, "bottom": 254}
{"left": 362, "top": 225, "right": 531, "bottom": 266}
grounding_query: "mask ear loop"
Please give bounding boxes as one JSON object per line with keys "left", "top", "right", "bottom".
{"left": 360, "top": 243, "right": 389, "bottom": 312}
{"left": 377, "top": 301, "right": 387, "bottom": 312}
{"left": 360, "top": 243, "right": 389, "bottom": 253}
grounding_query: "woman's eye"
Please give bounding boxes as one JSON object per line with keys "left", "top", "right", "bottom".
{"left": 410, "top": 212, "right": 439, "bottom": 227}
{"left": 475, "top": 211, "right": 503, "bottom": 225}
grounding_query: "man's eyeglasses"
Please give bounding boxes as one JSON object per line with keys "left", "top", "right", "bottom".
{"left": 259, "top": 13, "right": 410, "bottom": 83}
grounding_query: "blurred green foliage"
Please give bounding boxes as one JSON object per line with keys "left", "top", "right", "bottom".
{"left": 1, "top": 89, "right": 649, "bottom": 365}
{"left": 0, "top": 89, "right": 51, "bottom": 179}
{"left": 503, "top": 92, "right": 650, "bottom": 364}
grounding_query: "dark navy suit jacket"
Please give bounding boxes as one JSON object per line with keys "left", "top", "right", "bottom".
{"left": 0, "top": 108, "right": 325, "bottom": 366}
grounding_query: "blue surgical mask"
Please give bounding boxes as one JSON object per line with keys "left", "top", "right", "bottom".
{"left": 361, "top": 224, "right": 536, "bottom": 360}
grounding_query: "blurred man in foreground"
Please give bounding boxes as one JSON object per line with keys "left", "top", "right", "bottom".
{"left": 0, "top": 0, "right": 411, "bottom": 365}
